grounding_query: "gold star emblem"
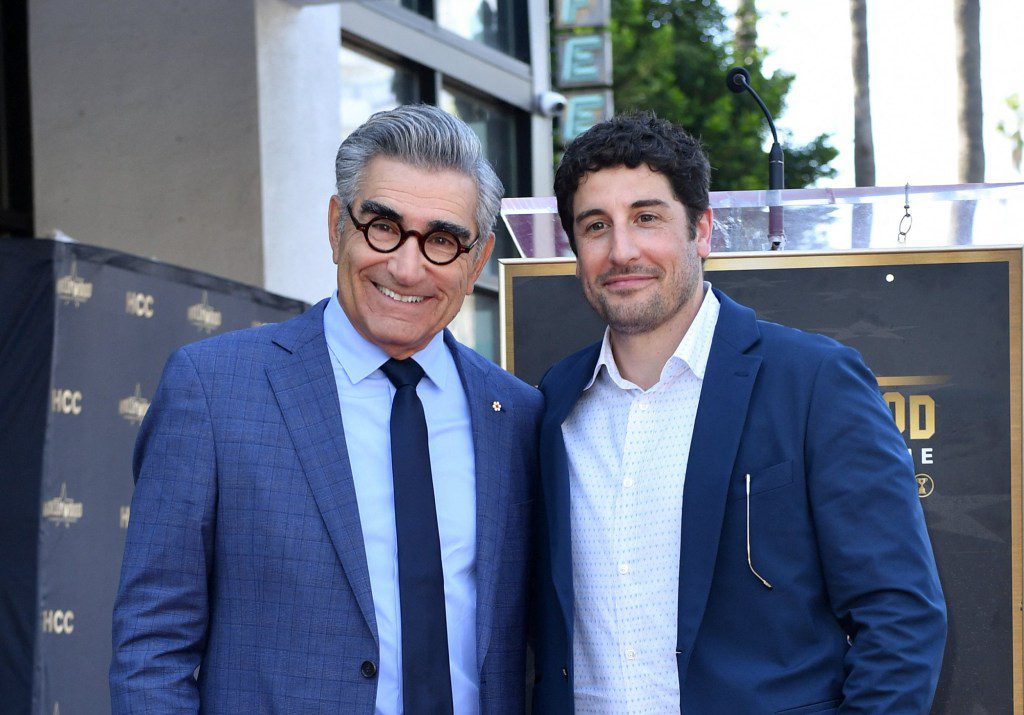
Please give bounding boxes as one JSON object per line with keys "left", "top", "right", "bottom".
{"left": 492, "top": 401, "right": 502, "bottom": 412}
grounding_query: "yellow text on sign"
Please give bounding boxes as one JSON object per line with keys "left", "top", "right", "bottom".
{"left": 883, "top": 392, "right": 935, "bottom": 440}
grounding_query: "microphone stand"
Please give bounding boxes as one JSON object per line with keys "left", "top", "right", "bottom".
{"left": 727, "top": 67, "right": 785, "bottom": 249}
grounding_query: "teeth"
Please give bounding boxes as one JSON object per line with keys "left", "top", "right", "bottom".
{"left": 376, "top": 284, "right": 424, "bottom": 303}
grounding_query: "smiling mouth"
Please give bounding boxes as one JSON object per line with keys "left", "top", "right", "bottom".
{"left": 375, "top": 282, "right": 425, "bottom": 304}
{"left": 603, "top": 274, "right": 655, "bottom": 289}
{"left": 599, "top": 266, "right": 661, "bottom": 288}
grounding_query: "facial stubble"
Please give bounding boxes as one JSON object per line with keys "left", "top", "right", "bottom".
{"left": 583, "top": 241, "right": 703, "bottom": 336}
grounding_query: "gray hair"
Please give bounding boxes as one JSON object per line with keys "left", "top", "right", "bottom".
{"left": 335, "top": 104, "right": 503, "bottom": 249}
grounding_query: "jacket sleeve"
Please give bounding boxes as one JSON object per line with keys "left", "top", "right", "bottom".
{"left": 109, "top": 347, "right": 217, "bottom": 713}
{"left": 805, "top": 345, "right": 947, "bottom": 713}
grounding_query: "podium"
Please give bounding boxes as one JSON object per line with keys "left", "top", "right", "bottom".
{"left": 500, "top": 183, "right": 1024, "bottom": 713}
{"left": 0, "top": 238, "right": 306, "bottom": 714}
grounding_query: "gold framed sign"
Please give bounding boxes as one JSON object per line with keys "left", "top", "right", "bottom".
{"left": 502, "top": 247, "right": 1023, "bottom": 713}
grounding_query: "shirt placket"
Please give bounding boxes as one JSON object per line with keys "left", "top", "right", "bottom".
{"left": 614, "top": 388, "right": 655, "bottom": 709}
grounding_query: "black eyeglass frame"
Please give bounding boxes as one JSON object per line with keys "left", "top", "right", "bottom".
{"left": 346, "top": 204, "right": 480, "bottom": 266}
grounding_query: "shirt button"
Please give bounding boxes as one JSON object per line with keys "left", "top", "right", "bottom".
{"left": 360, "top": 660, "right": 377, "bottom": 678}
{"left": 625, "top": 648, "right": 637, "bottom": 661}
{"left": 637, "top": 399, "right": 650, "bottom": 411}
{"left": 623, "top": 476, "right": 635, "bottom": 489}
{"left": 618, "top": 562, "right": 630, "bottom": 575}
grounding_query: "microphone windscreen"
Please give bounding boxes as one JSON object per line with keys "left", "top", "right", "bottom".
{"left": 726, "top": 67, "right": 751, "bottom": 94}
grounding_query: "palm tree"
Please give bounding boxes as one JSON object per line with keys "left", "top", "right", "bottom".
{"left": 955, "top": 0, "right": 984, "bottom": 182}
{"left": 735, "top": 0, "right": 757, "bottom": 66}
{"left": 952, "top": 0, "right": 983, "bottom": 244}
{"left": 850, "top": 0, "right": 875, "bottom": 187}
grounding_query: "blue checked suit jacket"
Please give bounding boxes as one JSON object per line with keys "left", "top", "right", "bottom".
{"left": 110, "top": 299, "right": 542, "bottom": 713}
{"left": 532, "top": 289, "right": 946, "bottom": 714}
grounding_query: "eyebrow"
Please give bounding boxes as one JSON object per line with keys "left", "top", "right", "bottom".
{"left": 427, "top": 219, "right": 473, "bottom": 242}
{"left": 631, "top": 198, "right": 670, "bottom": 210}
{"left": 359, "top": 199, "right": 473, "bottom": 242}
{"left": 359, "top": 199, "right": 402, "bottom": 222}
{"left": 574, "top": 198, "right": 670, "bottom": 225}
{"left": 573, "top": 208, "right": 604, "bottom": 226}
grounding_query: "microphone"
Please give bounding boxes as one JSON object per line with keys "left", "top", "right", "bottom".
{"left": 726, "top": 67, "right": 785, "bottom": 248}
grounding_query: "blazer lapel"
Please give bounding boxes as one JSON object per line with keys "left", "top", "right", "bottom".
{"left": 675, "top": 291, "right": 761, "bottom": 691}
{"left": 445, "top": 333, "right": 512, "bottom": 670}
{"left": 266, "top": 301, "right": 377, "bottom": 640}
{"left": 541, "top": 343, "right": 601, "bottom": 656}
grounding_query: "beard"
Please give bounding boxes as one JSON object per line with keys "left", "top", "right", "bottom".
{"left": 583, "top": 261, "right": 700, "bottom": 336}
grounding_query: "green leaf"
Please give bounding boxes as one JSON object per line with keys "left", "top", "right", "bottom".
{"left": 599, "top": 0, "right": 837, "bottom": 189}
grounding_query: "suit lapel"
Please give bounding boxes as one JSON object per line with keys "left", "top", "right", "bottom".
{"left": 445, "top": 333, "right": 512, "bottom": 670}
{"left": 675, "top": 291, "right": 761, "bottom": 691}
{"left": 266, "top": 301, "right": 377, "bottom": 640}
{"left": 541, "top": 344, "right": 601, "bottom": 656}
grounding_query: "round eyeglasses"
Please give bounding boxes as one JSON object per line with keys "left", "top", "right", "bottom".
{"left": 347, "top": 204, "right": 479, "bottom": 266}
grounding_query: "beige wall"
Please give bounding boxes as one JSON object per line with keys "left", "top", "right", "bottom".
{"left": 30, "top": 0, "right": 266, "bottom": 287}
{"left": 27, "top": 0, "right": 551, "bottom": 311}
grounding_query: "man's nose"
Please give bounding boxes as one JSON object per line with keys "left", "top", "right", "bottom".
{"left": 387, "top": 236, "right": 428, "bottom": 284}
{"left": 608, "top": 227, "right": 642, "bottom": 265}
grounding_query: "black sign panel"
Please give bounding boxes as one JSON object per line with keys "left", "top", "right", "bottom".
{"left": 0, "top": 237, "right": 308, "bottom": 714}
{"left": 502, "top": 249, "right": 1022, "bottom": 714}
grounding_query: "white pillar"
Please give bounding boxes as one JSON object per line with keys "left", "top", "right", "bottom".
{"left": 255, "top": 0, "right": 342, "bottom": 303}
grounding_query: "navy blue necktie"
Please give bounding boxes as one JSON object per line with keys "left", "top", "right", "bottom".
{"left": 380, "top": 358, "right": 454, "bottom": 715}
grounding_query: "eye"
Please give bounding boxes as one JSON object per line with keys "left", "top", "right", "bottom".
{"left": 583, "top": 220, "right": 608, "bottom": 235}
{"left": 369, "top": 218, "right": 399, "bottom": 234}
{"left": 422, "top": 231, "right": 462, "bottom": 262}
{"left": 427, "top": 232, "right": 459, "bottom": 248}
{"left": 636, "top": 212, "right": 660, "bottom": 224}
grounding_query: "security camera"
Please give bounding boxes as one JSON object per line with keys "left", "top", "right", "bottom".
{"left": 537, "top": 91, "right": 568, "bottom": 117}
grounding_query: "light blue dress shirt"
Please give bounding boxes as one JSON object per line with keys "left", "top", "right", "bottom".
{"left": 323, "top": 294, "right": 479, "bottom": 714}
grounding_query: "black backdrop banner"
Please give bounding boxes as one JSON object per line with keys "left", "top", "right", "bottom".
{"left": 0, "top": 237, "right": 307, "bottom": 714}
{"left": 501, "top": 248, "right": 1023, "bottom": 714}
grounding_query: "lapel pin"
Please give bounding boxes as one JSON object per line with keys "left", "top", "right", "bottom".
{"left": 492, "top": 401, "right": 502, "bottom": 412}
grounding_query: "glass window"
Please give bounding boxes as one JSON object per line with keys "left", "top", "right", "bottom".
{"left": 448, "top": 291, "right": 499, "bottom": 363}
{"left": 440, "top": 85, "right": 528, "bottom": 277}
{"left": 376, "top": 0, "right": 422, "bottom": 11}
{"left": 339, "top": 46, "right": 420, "bottom": 139}
{"left": 436, "top": 0, "right": 528, "bottom": 61}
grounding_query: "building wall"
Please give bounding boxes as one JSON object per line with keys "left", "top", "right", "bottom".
{"left": 29, "top": 0, "right": 265, "bottom": 287}
{"left": 27, "top": 0, "right": 554, "bottom": 356}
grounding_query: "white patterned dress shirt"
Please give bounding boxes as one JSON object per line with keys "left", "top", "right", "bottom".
{"left": 562, "top": 283, "right": 720, "bottom": 714}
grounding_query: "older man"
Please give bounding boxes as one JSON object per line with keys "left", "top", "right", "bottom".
{"left": 111, "top": 104, "right": 542, "bottom": 714}
{"left": 532, "top": 112, "right": 945, "bottom": 713}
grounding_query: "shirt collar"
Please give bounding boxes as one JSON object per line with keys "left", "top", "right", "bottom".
{"left": 672, "top": 282, "right": 719, "bottom": 381}
{"left": 323, "top": 292, "right": 449, "bottom": 389}
{"left": 584, "top": 281, "right": 720, "bottom": 391}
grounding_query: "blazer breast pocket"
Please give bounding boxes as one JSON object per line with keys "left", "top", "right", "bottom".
{"left": 728, "top": 459, "right": 794, "bottom": 501}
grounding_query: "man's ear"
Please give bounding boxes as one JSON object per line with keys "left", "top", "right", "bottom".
{"left": 466, "top": 233, "right": 496, "bottom": 294}
{"left": 695, "top": 207, "right": 713, "bottom": 259}
{"left": 328, "top": 195, "right": 343, "bottom": 264}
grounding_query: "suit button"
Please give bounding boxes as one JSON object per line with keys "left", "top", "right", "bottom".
{"left": 561, "top": 667, "right": 569, "bottom": 681}
{"left": 360, "top": 660, "right": 377, "bottom": 678}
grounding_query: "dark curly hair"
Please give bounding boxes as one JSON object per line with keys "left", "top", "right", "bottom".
{"left": 554, "top": 111, "right": 710, "bottom": 253}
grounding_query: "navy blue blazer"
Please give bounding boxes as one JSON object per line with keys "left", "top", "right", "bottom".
{"left": 110, "top": 300, "right": 542, "bottom": 713}
{"left": 533, "top": 289, "right": 946, "bottom": 714}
